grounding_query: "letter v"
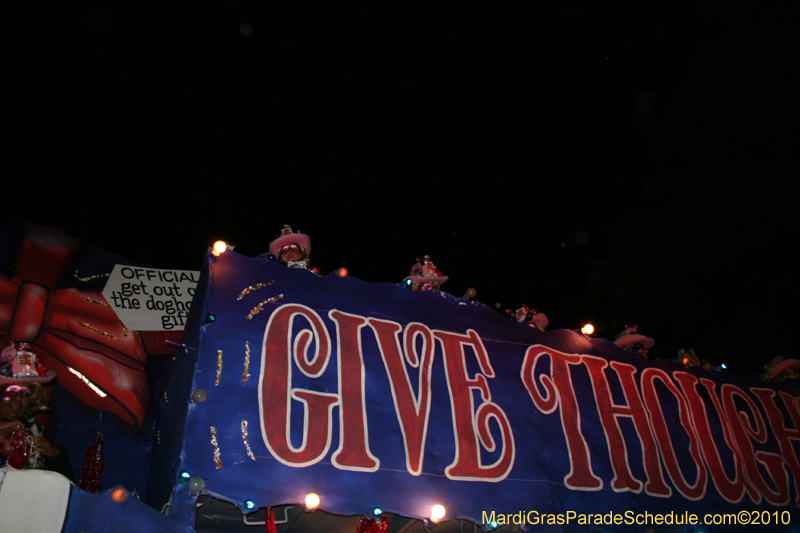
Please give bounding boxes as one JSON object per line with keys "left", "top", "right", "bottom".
{"left": 368, "top": 319, "right": 435, "bottom": 476}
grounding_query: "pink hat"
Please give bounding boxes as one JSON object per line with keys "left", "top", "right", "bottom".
{"left": 614, "top": 326, "right": 654, "bottom": 350}
{"left": 268, "top": 225, "right": 312, "bottom": 257}
{"left": 402, "top": 256, "right": 448, "bottom": 288}
{"left": 0, "top": 342, "right": 56, "bottom": 385}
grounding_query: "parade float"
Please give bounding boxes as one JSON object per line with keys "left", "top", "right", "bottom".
{"left": 2, "top": 222, "right": 799, "bottom": 532}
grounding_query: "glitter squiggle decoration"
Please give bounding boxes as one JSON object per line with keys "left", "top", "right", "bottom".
{"left": 163, "top": 391, "right": 170, "bottom": 406}
{"left": 80, "top": 297, "right": 129, "bottom": 336}
{"left": 236, "top": 281, "right": 275, "bottom": 300}
{"left": 242, "top": 341, "right": 251, "bottom": 384}
{"left": 246, "top": 295, "right": 284, "bottom": 320}
{"left": 211, "top": 426, "right": 222, "bottom": 469}
{"left": 241, "top": 420, "right": 256, "bottom": 461}
{"left": 215, "top": 350, "right": 223, "bottom": 386}
{"left": 78, "top": 321, "right": 118, "bottom": 340}
{"left": 74, "top": 271, "right": 110, "bottom": 282}
{"left": 82, "top": 296, "right": 110, "bottom": 306}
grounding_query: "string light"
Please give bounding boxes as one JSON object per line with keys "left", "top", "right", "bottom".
{"left": 304, "top": 493, "right": 320, "bottom": 509}
{"left": 111, "top": 487, "right": 129, "bottom": 503}
{"left": 430, "top": 504, "right": 446, "bottom": 522}
{"left": 213, "top": 241, "right": 228, "bottom": 256}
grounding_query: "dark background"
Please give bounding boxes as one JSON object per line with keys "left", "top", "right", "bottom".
{"left": 5, "top": 1, "right": 797, "bottom": 376}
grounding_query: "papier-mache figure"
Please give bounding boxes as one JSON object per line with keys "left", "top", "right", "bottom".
{"left": 402, "top": 256, "right": 448, "bottom": 291}
{"left": 269, "top": 225, "right": 312, "bottom": 270}
{"left": 1, "top": 340, "right": 72, "bottom": 480}
{"left": 506, "top": 304, "right": 548, "bottom": 332}
{"left": 614, "top": 325, "right": 654, "bottom": 359}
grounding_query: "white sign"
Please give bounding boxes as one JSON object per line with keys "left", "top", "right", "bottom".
{"left": 102, "top": 265, "right": 200, "bottom": 331}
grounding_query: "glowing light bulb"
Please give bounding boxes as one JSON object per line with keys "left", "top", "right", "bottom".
{"left": 111, "top": 487, "right": 128, "bottom": 503}
{"left": 188, "top": 476, "right": 205, "bottom": 496}
{"left": 305, "top": 493, "right": 320, "bottom": 509}
{"left": 337, "top": 267, "right": 348, "bottom": 277}
{"left": 213, "top": 240, "right": 227, "bottom": 256}
{"left": 430, "top": 504, "right": 446, "bottom": 522}
{"left": 581, "top": 324, "right": 594, "bottom": 335}
{"left": 372, "top": 507, "right": 382, "bottom": 516}
{"left": 244, "top": 500, "right": 256, "bottom": 511}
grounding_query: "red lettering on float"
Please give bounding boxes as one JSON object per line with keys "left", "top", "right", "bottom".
{"left": 752, "top": 388, "right": 800, "bottom": 506}
{"left": 520, "top": 345, "right": 603, "bottom": 490}
{"left": 673, "top": 374, "right": 758, "bottom": 504}
{"left": 582, "top": 356, "right": 670, "bottom": 496}
{"left": 721, "top": 384, "right": 789, "bottom": 505}
{"left": 368, "top": 319, "right": 434, "bottom": 476}
{"left": 640, "top": 368, "right": 707, "bottom": 500}
{"left": 259, "top": 304, "right": 338, "bottom": 467}
{"left": 328, "top": 311, "right": 380, "bottom": 471}
{"left": 434, "top": 329, "right": 515, "bottom": 481}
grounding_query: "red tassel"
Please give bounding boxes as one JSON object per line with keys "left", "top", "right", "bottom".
{"left": 77, "top": 432, "right": 105, "bottom": 492}
{"left": 265, "top": 507, "right": 277, "bottom": 533}
{"left": 357, "top": 516, "right": 390, "bottom": 533}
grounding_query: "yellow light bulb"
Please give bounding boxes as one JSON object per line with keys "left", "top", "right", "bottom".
{"left": 581, "top": 324, "right": 594, "bottom": 335}
{"left": 430, "top": 504, "right": 446, "bottom": 522}
{"left": 213, "top": 241, "right": 228, "bottom": 256}
{"left": 305, "top": 493, "right": 320, "bottom": 509}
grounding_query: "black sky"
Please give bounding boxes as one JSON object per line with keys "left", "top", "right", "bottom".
{"left": 6, "top": 1, "right": 797, "bottom": 376}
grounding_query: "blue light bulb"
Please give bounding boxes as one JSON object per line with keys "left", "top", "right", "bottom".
{"left": 244, "top": 500, "right": 256, "bottom": 511}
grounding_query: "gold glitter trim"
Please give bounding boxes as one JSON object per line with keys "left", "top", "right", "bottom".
{"left": 241, "top": 420, "right": 256, "bottom": 461}
{"left": 163, "top": 391, "right": 170, "bottom": 406}
{"left": 242, "top": 341, "right": 251, "bottom": 384}
{"left": 211, "top": 426, "right": 222, "bottom": 469}
{"left": 246, "top": 295, "right": 284, "bottom": 319}
{"left": 236, "top": 282, "right": 275, "bottom": 300}
{"left": 78, "top": 321, "right": 118, "bottom": 340}
{"left": 74, "top": 271, "right": 110, "bottom": 282}
{"left": 215, "top": 350, "right": 223, "bottom": 386}
{"left": 82, "top": 296, "right": 110, "bottom": 307}
{"left": 80, "top": 297, "right": 128, "bottom": 337}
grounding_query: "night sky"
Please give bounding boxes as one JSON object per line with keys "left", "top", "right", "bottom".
{"left": 6, "top": 1, "right": 798, "bottom": 377}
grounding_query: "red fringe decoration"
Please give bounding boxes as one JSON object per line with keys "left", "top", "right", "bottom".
{"left": 265, "top": 507, "right": 277, "bottom": 533}
{"left": 77, "top": 432, "right": 105, "bottom": 492}
{"left": 357, "top": 516, "right": 390, "bottom": 533}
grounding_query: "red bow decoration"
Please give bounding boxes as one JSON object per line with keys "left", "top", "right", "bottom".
{"left": 0, "top": 226, "right": 151, "bottom": 426}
